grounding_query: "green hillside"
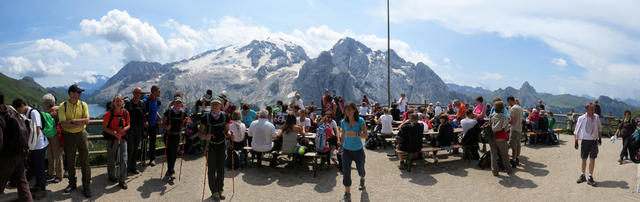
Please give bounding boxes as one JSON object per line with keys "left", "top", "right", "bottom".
{"left": 0, "top": 73, "right": 68, "bottom": 107}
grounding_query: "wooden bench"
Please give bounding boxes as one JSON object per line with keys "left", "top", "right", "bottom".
{"left": 421, "top": 144, "right": 463, "bottom": 163}
{"left": 524, "top": 128, "right": 562, "bottom": 145}
{"left": 242, "top": 146, "right": 325, "bottom": 177}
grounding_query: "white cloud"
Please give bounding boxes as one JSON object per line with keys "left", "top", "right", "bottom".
{"left": 31, "top": 39, "right": 77, "bottom": 58}
{"left": 481, "top": 73, "right": 504, "bottom": 80}
{"left": 0, "top": 56, "right": 68, "bottom": 77}
{"left": 80, "top": 9, "right": 168, "bottom": 62}
{"left": 381, "top": 0, "right": 640, "bottom": 99}
{"left": 108, "top": 65, "right": 119, "bottom": 74}
{"left": 307, "top": 0, "right": 315, "bottom": 7}
{"left": 443, "top": 58, "right": 451, "bottom": 64}
{"left": 78, "top": 43, "right": 100, "bottom": 56}
{"left": 551, "top": 58, "right": 567, "bottom": 67}
{"left": 74, "top": 70, "right": 99, "bottom": 84}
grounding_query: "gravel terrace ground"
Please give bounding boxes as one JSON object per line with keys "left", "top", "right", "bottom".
{"left": 2, "top": 133, "right": 639, "bottom": 202}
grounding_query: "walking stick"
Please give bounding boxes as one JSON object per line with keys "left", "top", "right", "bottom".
{"left": 231, "top": 140, "right": 235, "bottom": 193}
{"left": 179, "top": 132, "right": 185, "bottom": 181}
{"left": 161, "top": 135, "right": 167, "bottom": 178}
{"left": 202, "top": 142, "right": 210, "bottom": 201}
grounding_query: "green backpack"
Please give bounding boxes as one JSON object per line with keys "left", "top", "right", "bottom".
{"left": 41, "top": 112, "right": 57, "bottom": 138}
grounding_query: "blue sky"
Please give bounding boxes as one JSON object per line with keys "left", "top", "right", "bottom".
{"left": 1, "top": 0, "right": 639, "bottom": 100}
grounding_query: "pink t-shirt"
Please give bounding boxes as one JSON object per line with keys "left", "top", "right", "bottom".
{"left": 474, "top": 105, "right": 486, "bottom": 120}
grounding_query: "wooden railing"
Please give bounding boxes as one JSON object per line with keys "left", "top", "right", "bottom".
{"left": 85, "top": 120, "right": 170, "bottom": 156}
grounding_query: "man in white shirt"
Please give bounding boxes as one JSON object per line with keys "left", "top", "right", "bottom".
{"left": 293, "top": 94, "right": 304, "bottom": 109}
{"left": 376, "top": 109, "right": 394, "bottom": 135}
{"left": 398, "top": 93, "right": 408, "bottom": 113}
{"left": 296, "top": 109, "right": 311, "bottom": 133}
{"left": 248, "top": 110, "right": 278, "bottom": 166}
{"left": 13, "top": 99, "right": 49, "bottom": 199}
{"left": 434, "top": 102, "right": 443, "bottom": 117}
{"left": 573, "top": 103, "right": 601, "bottom": 187}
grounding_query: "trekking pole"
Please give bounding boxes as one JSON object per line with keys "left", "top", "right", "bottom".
{"left": 179, "top": 132, "right": 185, "bottom": 181}
{"left": 161, "top": 135, "right": 167, "bottom": 178}
{"left": 202, "top": 142, "right": 210, "bottom": 201}
{"left": 231, "top": 140, "right": 235, "bottom": 193}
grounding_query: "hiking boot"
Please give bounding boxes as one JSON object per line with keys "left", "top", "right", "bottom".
{"left": 212, "top": 192, "right": 221, "bottom": 201}
{"left": 52, "top": 177, "right": 61, "bottom": 184}
{"left": 515, "top": 157, "right": 520, "bottom": 165}
{"left": 149, "top": 160, "right": 156, "bottom": 167}
{"left": 46, "top": 174, "right": 55, "bottom": 180}
{"left": 587, "top": 177, "right": 597, "bottom": 186}
{"left": 219, "top": 191, "right": 226, "bottom": 200}
{"left": 358, "top": 178, "right": 365, "bottom": 190}
{"left": 398, "top": 164, "right": 406, "bottom": 170}
{"left": 576, "top": 174, "right": 586, "bottom": 184}
{"left": 343, "top": 192, "right": 352, "bottom": 202}
{"left": 31, "top": 187, "right": 46, "bottom": 200}
{"left": 492, "top": 171, "right": 499, "bottom": 177}
{"left": 618, "top": 159, "right": 623, "bottom": 165}
{"left": 510, "top": 160, "right": 517, "bottom": 168}
{"left": 63, "top": 184, "right": 76, "bottom": 193}
{"left": 119, "top": 182, "right": 128, "bottom": 190}
{"left": 83, "top": 187, "right": 92, "bottom": 198}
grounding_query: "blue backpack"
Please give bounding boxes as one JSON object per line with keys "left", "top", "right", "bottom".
{"left": 315, "top": 125, "right": 330, "bottom": 152}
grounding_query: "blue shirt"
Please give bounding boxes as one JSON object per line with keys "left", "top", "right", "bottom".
{"left": 341, "top": 117, "right": 366, "bottom": 151}
{"left": 143, "top": 97, "right": 160, "bottom": 126}
{"left": 490, "top": 107, "right": 509, "bottom": 117}
{"left": 242, "top": 109, "right": 257, "bottom": 127}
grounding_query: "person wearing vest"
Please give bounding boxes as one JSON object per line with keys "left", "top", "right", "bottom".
{"left": 126, "top": 87, "right": 146, "bottom": 174}
{"left": 144, "top": 85, "right": 162, "bottom": 166}
{"left": 102, "top": 94, "right": 130, "bottom": 189}
{"left": 58, "top": 84, "right": 92, "bottom": 198}
{"left": 162, "top": 96, "right": 187, "bottom": 182}
{"left": 199, "top": 98, "right": 230, "bottom": 201}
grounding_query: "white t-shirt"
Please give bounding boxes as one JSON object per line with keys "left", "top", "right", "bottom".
{"left": 296, "top": 117, "right": 311, "bottom": 127}
{"left": 358, "top": 107, "right": 369, "bottom": 116}
{"left": 230, "top": 121, "right": 247, "bottom": 142}
{"left": 294, "top": 99, "right": 304, "bottom": 109}
{"left": 461, "top": 118, "right": 478, "bottom": 138}
{"left": 28, "top": 107, "right": 49, "bottom": 150}
{"left": 435, "top": 106, "right": 443, "bottom": 117}
{"left": 380, "top": 114, "right": 394, "bottom": 135}
{"left": 399, "top": 97, "right": 408, "bottom": 112}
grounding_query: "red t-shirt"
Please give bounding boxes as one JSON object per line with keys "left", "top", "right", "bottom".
{"left": 103, "top": 110, "right": 130, "bottom": 141}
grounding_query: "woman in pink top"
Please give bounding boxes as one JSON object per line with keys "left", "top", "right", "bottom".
{"left": 473, "top": 96, "right": 486, "bottom": 121}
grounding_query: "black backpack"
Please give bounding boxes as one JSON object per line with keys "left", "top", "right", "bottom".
{"left": 365, "top": 134, "right": 378, "bottom": 150}
{"left": 478, "top": 151, "right": 491, "bottom": 169}
{"left": 1, "top": 106, "right": 29, "bottom": 155}
{"left": 102, "top": 109, "right": 128, "bottom": 140}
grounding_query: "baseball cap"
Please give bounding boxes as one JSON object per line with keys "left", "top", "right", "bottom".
{"left": 68, "top": 84, "right": 84, "bottom": 94}
{"left": 173, "top": 96, "right": 183, "bottom": 103}
{"left": 211, "top": 97, "right": 222, "bottom": 105}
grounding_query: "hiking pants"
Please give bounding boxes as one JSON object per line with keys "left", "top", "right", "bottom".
{"left": 0, "top": 154, "right": 32, "bottom": 201}
{"left": 29, "top": 147, "right": 47, "bottom": 190}
{"left": 621, "top": 136, "right": 633, "bottom": 160}
{"left": 127, "top": 126, "right": 143, "bottom": 171}
{"left": 165, "top": 134, "right": 179, "bottom": 175}
{"left": 63, "top": 130, "right": 91, "bottom": 188}
{"left": 46, "top": 135, "right": 64, "bottom": 179}
{"left": 342, "top": 148, "right": 366, "bottom": 187}
{"left": 208, "top": 143, "right": 225, "bottom": 193}
{"left": 490, "top": 139, "right": 511, "bottom": 173}
{"left": 147, "top": 125, "right": 158, "bottom": 162}
{"left": 107, "top": 140, "right": 128, "bottom": 182}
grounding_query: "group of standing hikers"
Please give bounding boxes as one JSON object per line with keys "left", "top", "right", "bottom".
{"left": 0, "top": 84, "right": 639, "bottom": 201}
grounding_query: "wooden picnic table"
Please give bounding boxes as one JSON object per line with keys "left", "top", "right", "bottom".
{"left": 391, "top": 128, "right": 463, "bottom": 136}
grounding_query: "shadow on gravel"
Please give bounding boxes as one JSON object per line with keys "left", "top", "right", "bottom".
{"left": 498, "top": 174, "right": 538, "bottom": 189}
{"left": 137, "top": 178, "right": 169, "bottom": 198}
{"left": 597, "top": 180, "right": 630, "bottom": 189}
{"left": 518, "top": 156, "right": 550, "bottom": 177}
{"left": 400, "top": 168, "right": 438, "bottom": 186}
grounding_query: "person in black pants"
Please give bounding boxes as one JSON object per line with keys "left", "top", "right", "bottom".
{"left": 144, "top": 85, "right": 162, "bottom": 166}
{"left": 199, "top": 98, "right": 229, "bottom": 201}
{"left": 126, "top": 87, "right": 146, "bottom": 174}
{"left": 613, "top": 110, "right": 637, "bottom": 164}
{"left": 162, "top": 96, "right": 187, "bottom": 181}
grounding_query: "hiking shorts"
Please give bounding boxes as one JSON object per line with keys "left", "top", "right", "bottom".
{"left": 580, "top": 140, "right": 599, "bottom": 159}
{"left": 509, "top": 130, "right": 522, "bottom": 151}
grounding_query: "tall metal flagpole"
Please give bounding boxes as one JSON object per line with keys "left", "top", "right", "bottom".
{"left": 387, "top": 0, "right": 391, "bottom": 107}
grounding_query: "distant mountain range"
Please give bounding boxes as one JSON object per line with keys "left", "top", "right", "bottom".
{"left": 447, "top": 82, "right": 638, "bottom": 116}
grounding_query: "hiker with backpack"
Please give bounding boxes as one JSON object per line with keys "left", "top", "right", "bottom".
{"left": 13, "top": 98, "right": 49, "bottom": 200}
{"left": 490, "top": 101, "right": 513, "bottom": 176}
{"left": 143, "top": 85, "right": 162, "bottom": 167}
{"left": 0, "top": 90, "right": 33, "bottom": 201}
{"left": 125, "top": 87, "right": 146, "bottom": 174}
{"left": 507, "top": 96, "right": 524, "bottom": 167}
{"left": 461, "top": 109, "right": 480, "bottom": 161}
{"left": 42, "top": 93, "right": 63, "bottom": 184}
{"left": 228, "top": 111, "right": 247, "bottom": 167}
{"left": 574, "top": 103, "right": 602, "bottom": 186}
{"left": 340, "top": 102, "right": 368, "bottom": 202}
{"left": 59, "top": 84, "right": 92, "bottom": 197}
{"left": 198, "top": 98, "right": 229, "bottom": 201}
{"left": 396, "top": 113, "right": 424, "bottom": 170}
{"left": 162, "top": 96, "right": 188, "bottom": 182}
{"left": 102, "top": 94, "right": 130, "bottom": 189}
{"left": 613, "top": 110, "right": 636, "bottom": 165}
